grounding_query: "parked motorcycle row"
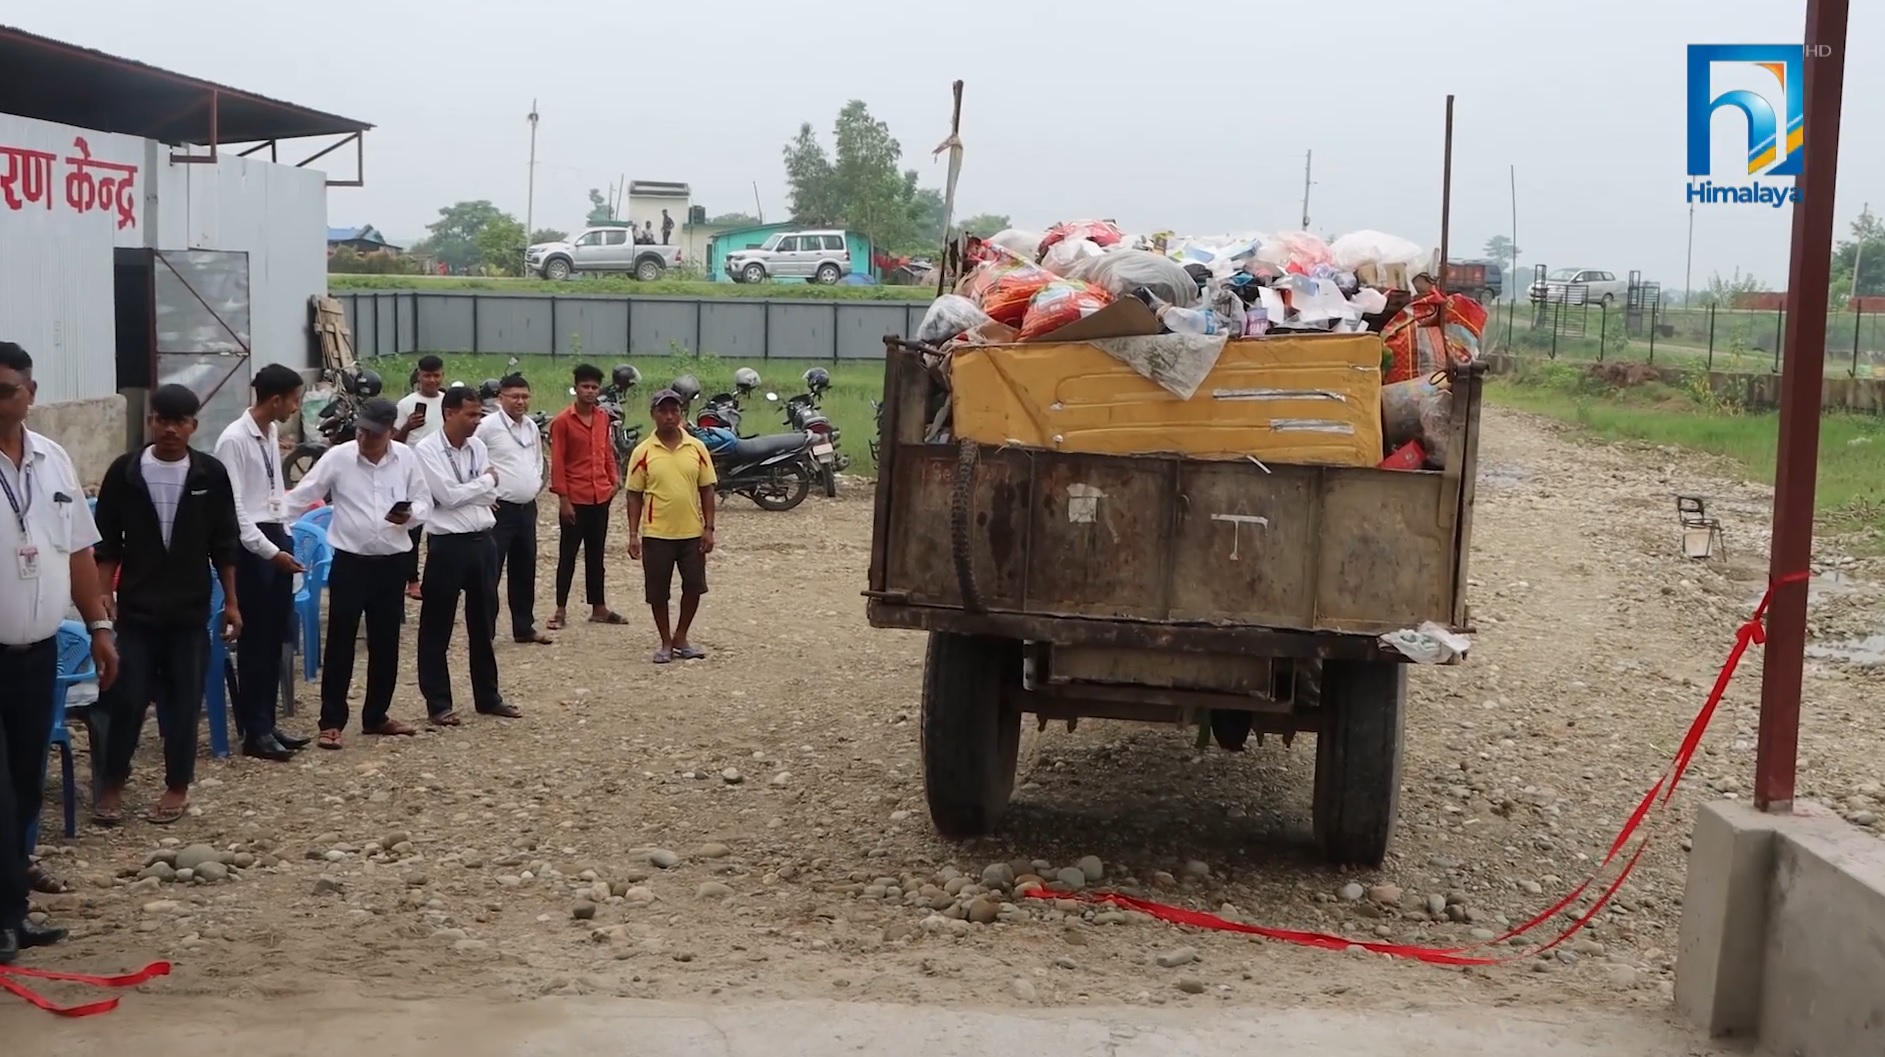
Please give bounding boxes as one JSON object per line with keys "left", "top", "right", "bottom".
{"left": 282, "top": 361, "right": 851, "bottom": 515}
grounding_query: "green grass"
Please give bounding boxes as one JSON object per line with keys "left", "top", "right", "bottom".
{"left": 1487, "top": 360, "right": 1885, "bottom": 539}
{"left": 330, "top": 273, "right": 931, "bottom": 302}
{"left": 1481, "top": 300, "right": 1884, "bottom": 378}
{"left": 362, "top": 353, "right": 888, "bottom": 474}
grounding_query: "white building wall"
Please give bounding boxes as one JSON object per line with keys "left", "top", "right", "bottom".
{"left": 0, "top": 114, "right": 146, "bottom": 402}
{"left": 0, "top": 111, "right": 330, "bottom": 402}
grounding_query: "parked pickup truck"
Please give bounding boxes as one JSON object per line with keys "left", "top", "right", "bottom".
{"left": 865, "top": 327, "right": 1485, "bottom": 866}
{"left": 528, "top": 224, "right": 683, "bottom": 281}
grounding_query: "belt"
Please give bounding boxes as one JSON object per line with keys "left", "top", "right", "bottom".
{"left": 2, "top": 637, "right": 54, "bottom": 653}
{"left": 433, "top": 529, "right": 492, "bottom": 540}
{"left": 496, "top": 498, "right": 535, "bottom": 508}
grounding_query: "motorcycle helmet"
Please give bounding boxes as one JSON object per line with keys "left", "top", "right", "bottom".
{"left": 732, "top": 367, "right": 761, "bottom": 393}
{"left": 802, "top": 367, "right": 831, "bottom": 392}
{"left": 339, "top": 368, "right": 361, "bottom": 396}
{"left": 611, "top": 363, "right": 641, "bottom": 390}
{"left": 355, "top": 369, "right": 384, "bottom": 398}
{"left": 669, "top": 374, "right": 701, "bottom": 404}
{"left": 478, "top": 377, "right": 501, "bottom": 401}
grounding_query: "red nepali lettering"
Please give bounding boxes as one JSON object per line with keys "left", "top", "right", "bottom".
{"left": 0, "top": 144, "right": 57, "bottom": 211}
{"left": 63, "top": 137, "right": 138, "bottom": 230}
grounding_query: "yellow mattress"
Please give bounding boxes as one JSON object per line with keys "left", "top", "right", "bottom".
{"left": 949, "top": 334, "right": 1385, "bottom": 467}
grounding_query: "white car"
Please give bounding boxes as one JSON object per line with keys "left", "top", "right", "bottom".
{"left": 726, "top": 230, "right": 852, "bottom": 284}
{"left": 1528, "top": 268, "right": 1628, "bottom": 306}
{"left": 528, "top": 224, "right": 682, "bottom": 281}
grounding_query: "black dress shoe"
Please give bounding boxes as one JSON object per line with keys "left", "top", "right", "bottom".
{"left": 241, "top": 733, "right": 294, "bottom": 761}
{"left": 272, "top": 730, "right": 312, "bottom": 751}
{"left": 19, "top": 920, "right": 67, "bottom": 948}
{"left": 0, "top": 928, "right": 17, "bottom": 965}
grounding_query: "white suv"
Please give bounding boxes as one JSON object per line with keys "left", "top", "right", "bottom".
{"left": 528, "top": 225, "right": 683, "bottom": 281}
{"left": 726, "top": 230, "right": 852, "bottom": 284}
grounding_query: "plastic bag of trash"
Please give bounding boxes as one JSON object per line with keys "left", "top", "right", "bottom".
{"left": 1379, "top": 369, "right": 1452, "bottom": 466}
{"left": 979, "top": 262, "right": 1061, "bottom": 326}
{"left": 1039, "top": 219, "right": 1124, "bottom": 256}
{"left": 1330, "top": 230, "right": 1427, "bottom": 273}
{"left": 1260, "top": 230, "right": 1334, "bottom": 274}
{"left": 1018, "top": 280, "right": 1114, "bottom": 341}
{"left": 1065, "top": 250, "right": 1201, "bottom": 308}
{"left": 1041, "top": 237, "right": 1106, "bottom": 276}
{"left": 916, "top": 295, "right": 993, "bottom": 344}
{"left": 1380, "top": 621, "right": 1471, "bottom": 664}
{"left": 985, "top": 228, "right": 1044, "bottom": 260}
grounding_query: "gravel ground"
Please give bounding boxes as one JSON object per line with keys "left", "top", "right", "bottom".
{"left": 19, "top": 405, "right": 1882, "bottom": 1025}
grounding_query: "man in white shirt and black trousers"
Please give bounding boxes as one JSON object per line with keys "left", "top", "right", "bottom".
{"left": 474, "top": 372, "right": 550, "bottom": 645}
{"left": 282, "top": 397, "right": 432, "bottom": 750}
{"left": 0, "top": 341, "right": 117, "bottom": 964}
{"left": 413, "top": 386, "right": 523, "bottom": 726}
{"left": 213, "top": 364, "right": 313, "bottom": 761}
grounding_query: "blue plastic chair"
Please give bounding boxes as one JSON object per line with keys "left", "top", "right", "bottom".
{"left": 291, "top": 521, "right": 333, "bottom": 680}
{"left": 201, "top": 573, "right": 233, "bottom": 758}
{"left": 28, "top": 621, "right": 96, "bottom": 846}
{"left": 297, "top": 505, "right": 333, "bottom": 532}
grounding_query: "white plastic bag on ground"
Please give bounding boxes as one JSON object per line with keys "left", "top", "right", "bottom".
{"left": 985, "top": 228, "right": 1043, "bottom": 261}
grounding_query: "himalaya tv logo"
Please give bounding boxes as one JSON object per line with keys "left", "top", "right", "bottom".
{"left": 1685, "top": 44, "right": 1820, "bottom": 208}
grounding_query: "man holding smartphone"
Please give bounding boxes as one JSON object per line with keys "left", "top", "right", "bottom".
{"left": 393, "top": 355, "right": 446, "bottom": 601}
{"left": 282, "top": 397, "right": 432, "bottom": 750}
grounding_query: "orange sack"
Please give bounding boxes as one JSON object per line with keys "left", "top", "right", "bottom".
{"left": 1018, "top": 280, "right": 1114, "bottom": 341}
{"left": 979, "top": 263, "right": 1059, "bottom": 326}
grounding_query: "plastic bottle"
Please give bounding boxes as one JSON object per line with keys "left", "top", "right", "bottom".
{"left": 1135, "top": 285, "right": 1220, "bottom": 335}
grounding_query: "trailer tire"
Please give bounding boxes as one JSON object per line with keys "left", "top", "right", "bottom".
{"left": 1308, "top": 658, "right": 1406, "bottom": 867}
{"left": 920, "top": 632, "right": 1022, "bottom": 839}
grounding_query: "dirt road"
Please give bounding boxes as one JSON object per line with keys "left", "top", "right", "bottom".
{"left": 17, "top": 406, "right": 1879, "bottom": 1038}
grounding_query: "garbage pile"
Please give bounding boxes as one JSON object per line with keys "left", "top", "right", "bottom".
{"left": 910, "top": 218, "right": 1490, "bottom": 471}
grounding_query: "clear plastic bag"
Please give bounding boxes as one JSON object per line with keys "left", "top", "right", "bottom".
{"left": 1330, "top": 230, "right": 1427, "bottom": 273}
{"left": 1018, "top": 280, "right": 1113, "bottom": 341}
{"left": 1065, "top": 250, "right": 1202, "bottom": 308}
{"left": 1039, "top": 219, "right": 1124, "bottom": 255}
{"left": 985, "top": 228, "right": 1044, "bottom": 260}
{"left": 979, "top": 263, "right": 1060, "bottom": 325}
{"left": 916, "top": 294, "right": 993, "bottom": 344}
{"left": 1041, "top": 238, "right": 1106, "bottom": 276}
{"left": 1258, "top": 231, "right": 1333, "bottom": 273}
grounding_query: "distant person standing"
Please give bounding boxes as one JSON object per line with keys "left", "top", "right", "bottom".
{"left": 475, "top": 373, "right": 549, "bottom": 644}
{"left": 283, "top": 397, "right": 432, "bottom": 749}
{"left": 213, "top": 364, "right": 313, "bottom": 761}
{"left": 547, "top": 364, "right": 623, "bottom": 630}
{"left": 660, "top": 209, "right": 674, "bottom": 245}
{"left": 394, "top": 355, "right": 446, "bottom": 600}
{"left": 413, "top": 387, "right": 523, "bottom": 725}
{"left": 636, "top": 222, "right": 655, "bottom": 246}
{"left": 92, "top": 384, "right": 242, "bottom": 826}
{"left": 625, "top": 388, "right": 716, "bottom": 664}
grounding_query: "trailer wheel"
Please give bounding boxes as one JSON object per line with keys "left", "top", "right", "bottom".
{"left": 920, "top": 632, "right": 1022, "bottom": 838}
{"left": 1307, "top": 658, "right": 1407, "bottom": 867}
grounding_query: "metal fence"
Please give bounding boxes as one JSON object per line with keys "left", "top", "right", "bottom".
{"left": 1488, "top": 299, "right": 1885, "bottom": 377}
{"left": 335, "top": 291, "right": 934, "bottom": 361}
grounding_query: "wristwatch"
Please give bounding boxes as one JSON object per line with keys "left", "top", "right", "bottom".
{"left": 87, "top": 619, "right": 114, "bottom": 634}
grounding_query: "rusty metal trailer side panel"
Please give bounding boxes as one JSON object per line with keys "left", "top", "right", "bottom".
{"left": 867, "top": 339, "right": 1482, "bottom": 640}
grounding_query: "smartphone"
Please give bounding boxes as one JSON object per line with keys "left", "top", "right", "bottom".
{"left": 388, "top": 500, "right": 413, "bottom": 518}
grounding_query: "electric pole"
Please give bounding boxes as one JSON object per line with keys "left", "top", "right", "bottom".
{"left": 1854, "top": 201, "right": 1869, "bottom": 300}
{"left": 524, "top": 100, "right": 540, "bottom": 277}
{"left": 1300, "top": 150, "right": 1313, "bottom": 230}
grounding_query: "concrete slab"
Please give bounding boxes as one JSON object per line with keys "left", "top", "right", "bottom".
{"left": 27, "top": 394, "right": 127, "bottom": 486}
{"left": 8, "top": 993, "right": 1734, "bottom": 1057}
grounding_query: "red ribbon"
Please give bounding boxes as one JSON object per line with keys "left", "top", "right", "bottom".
{"left": 1025, "top": 572, "right": 1811, "bottom": 966}
{"left": 0, "top": 960, "right": 171, "bottom": 1016}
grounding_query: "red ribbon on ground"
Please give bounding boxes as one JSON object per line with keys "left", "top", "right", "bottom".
{"left": 0, "top": 960, "right": 171, "bottom": 1016}
{"left": 1025, "top": 572, "right": 1811, "bottom": 967}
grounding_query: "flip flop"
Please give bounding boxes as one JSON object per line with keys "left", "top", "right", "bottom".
{"left": 651, "top": 647, "right": 672, "bottom": 664}
{"left": 545, "top": 614, "right": 566, "bottom": 631}
{"left": 92, "top": 806, "right": 122, "bottom": 828}
{"left": 317, "top": 729, "right": 344, "bottom": 750}
{"left": 514, "top": 630, "right": 553, "bottom": 644}
{"left": 27, "top": 862, "right": 72, "bottom": 895}
{"left": 364, "top": 719, "right": 419, "bottom": 736}
{"left": 427, "top": 711, "right": 463, "bottom": 728}
{"left": 476, "top": 702, "right": 524, "bottom": 719}
{"left": 588, "top": 611, "right": 628, "bottom": 625}
{"left": 144, "top": 803, "right": 187, "bottom": 826}
{"left": 673, "top": 644, "right": 707, "bottom": 660}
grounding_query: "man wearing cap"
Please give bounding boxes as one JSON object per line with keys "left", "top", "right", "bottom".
{"left": 623, "top": 389, "right": 717, "bottom": 664}
{"left": 282, "top": 397, "right": 432, "bottom": 750}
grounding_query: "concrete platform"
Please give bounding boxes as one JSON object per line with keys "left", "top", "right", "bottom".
{"left": 1677, "top": 799, "right": 1885, "bottom": 1056}
{"left": 11, "top": 993, "right": 1730, "bottom": 1057}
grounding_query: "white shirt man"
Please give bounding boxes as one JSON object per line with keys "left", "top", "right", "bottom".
{"left": 0, "top": 432, "right": 101, "bottom": 647}
{"left": 474, "top": 381, "right": 549, "bottom": 643}
{"left": 213, "top": 406, "right": 289, "bottom": 562}
{"left": 280, "top": 397, "right": 432, "bottom": 745}
{"left": 394, "top": 391, "right": 444, "bottom": 445}
{"left": 410, "top": 388, "right": 518, "bottom": 722}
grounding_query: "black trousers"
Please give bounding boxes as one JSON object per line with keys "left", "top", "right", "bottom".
{"left": 233, "top": 524, "right": 293, "bottom": 739}
{"left": 487, "top": 499, "right": 539, "bottom": 639}
{"left": 322, "top": 550, "right": 406, "bottom": 732}
{"left": 0, "top": 638, "right": 57, "bottom": 931}
{"left": 418, "top": 531, "right": 502, "bottom": 716}
{"left": 556, "top": 499, "right": 612, "bottom": 608}
{"left": 405, "top": 526, "right": 424, "bottom": 584}
{"left": 102, "top": 620, "right": 208, "bottom": 793}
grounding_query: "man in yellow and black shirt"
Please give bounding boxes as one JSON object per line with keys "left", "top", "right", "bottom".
{"left": 624, "top": 389, "right": 718, "bottom": 664}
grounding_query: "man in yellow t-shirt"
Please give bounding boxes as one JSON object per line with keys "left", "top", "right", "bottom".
{"left": 624, "top": 389, "right": 719, "bottom": 664}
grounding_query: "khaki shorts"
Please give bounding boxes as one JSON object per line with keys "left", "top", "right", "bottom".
{"left": 642, "top": 536, "right": 707, "bottom": 604}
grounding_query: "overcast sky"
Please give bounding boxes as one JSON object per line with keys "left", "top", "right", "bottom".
{"left": 18, "top": 0, "right": 1882, "bottom": 291}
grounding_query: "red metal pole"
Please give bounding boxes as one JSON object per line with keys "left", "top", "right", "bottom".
{"left": 1754, "top": 0, "right": 1850, "bottom": 813}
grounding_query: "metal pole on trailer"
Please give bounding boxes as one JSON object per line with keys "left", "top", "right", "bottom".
{"left": 1755, "top": 0, "right": 1850, "bottom": 813}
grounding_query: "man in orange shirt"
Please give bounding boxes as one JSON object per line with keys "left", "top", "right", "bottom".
{"left": 547, "top": 364, "right": 624, "bottom": 629}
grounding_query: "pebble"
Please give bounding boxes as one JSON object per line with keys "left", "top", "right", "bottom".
{"left": 698, "top": 843, "right": 732, "bottom": 859}
{"left": 1155, "top": 947, "right": 1199, "bottom": 968}
{"left": 194, "top": 861, "right": 230, "bottom": 884}
{"left": 1339, "top": 883, "right": 1366, "bottom": 902}
{"left": 141, "top": 900, "right": 180, "bottom": 914}
{"left": 769, "top": 771, "right": 791, "bottom": 786}
{"left": 1010, "top": 978, "right": 1038, "bottom": 1003}
{"left": 1074, "top": 855, "right": 1105, "bottom": 882}
{"left": 982, "top": 862, "right": 1014, "bottom": 888}
{"left": 696, "top": 882, "right": 734, "bottom": 900}
{"left": 174, "top": 844, "right": 223, "bottom": 871}
{"left": 1054, "top": 867, "right": 1086, "bottom": 891}
{"left": 721, "top": 769, "right": 743, "bottom": 785}
{"left": 966, "top": 896, "right": 1000, "bottom": 924}
{"left": 1175, "top": 977, "right": 1206, "bottom": 995}
{"left": 1365, "top": 884, "right": 1402, "bottom": 906}
{"left": 1424, "top": 894, "right": 1447, "bottom": 917}
{"left": 648, "top": 849, "right": 680, "bottom": 869}
{"left": 312, "top": 877, "right": 345, "bottom": 896}
{"left": 1181, "top": 860, "right": 1210, "bottom": 880}
{"left": 572, "top": 902, "right": 597, "bottom": 920}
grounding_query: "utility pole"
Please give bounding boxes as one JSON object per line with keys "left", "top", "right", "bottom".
{"left": 1854, "top": 201, "right": 1869, "bottom": 299}
{"left": 1300, "top": 150, "right": 1313, "bottom": 230}
{"left": 1684, "top": 201, "right": 1695, "bottom": 305}
{"left": 524, "top": 100, "right": 539, "bottom": 277}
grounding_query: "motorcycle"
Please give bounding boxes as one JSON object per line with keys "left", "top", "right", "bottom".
{"left": 677, "top": 372, "right": 815, "bottom": 512}
{"left": 282, "top": 365, "right": 383, "bottom": 488}
{"left": 868, "top": 398, "right": 883, "bottom": 467}
{"left": 778, "top": 368, "right": 846, "bottom": 498}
